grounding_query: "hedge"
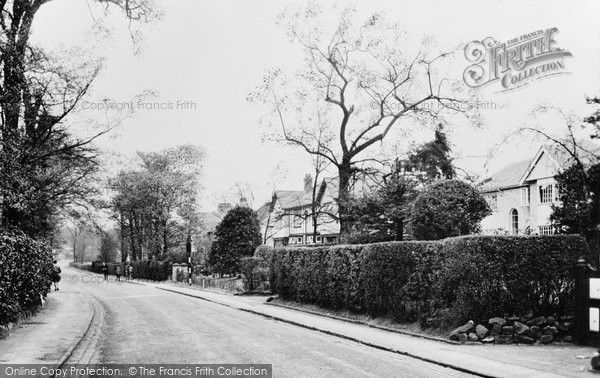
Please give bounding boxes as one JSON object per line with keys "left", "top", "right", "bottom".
{"left": 271, "top": 234, "right": 590, "bottom": 328}
{"left": 70, "top": 260, "right": 170, "bottom": 281}
{"left": 0, "top": 228, "right": 53, "bottom": 324}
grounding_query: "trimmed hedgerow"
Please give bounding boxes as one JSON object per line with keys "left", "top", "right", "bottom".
{"left": 270, "top": 234, "right": 590, "bottom": 327}
{"left": 435, "top": 235, "right": 590, "bottom": 326}
{"left": 71, "top": 260, "right": 170, "bottom": 281}
{"left": 0, "top": 228, "right": 53, "bottom": 324}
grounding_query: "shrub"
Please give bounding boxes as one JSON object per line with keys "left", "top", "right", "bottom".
{"left": 0, "top": 228, "right": 53, "bottom": 324}
{"left": 270, "top": 234, "right": 589, "bottom": 327}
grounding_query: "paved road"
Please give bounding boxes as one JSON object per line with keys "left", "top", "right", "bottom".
{"left": 64, "top": 268, "right": 473, "bottom": 377}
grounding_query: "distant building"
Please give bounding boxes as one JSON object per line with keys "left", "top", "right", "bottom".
{"left": 259, "top": 177, "right": 340, "bottom": 247}
{"left": 479, "top": 143, "right": 598, "bottom": 235}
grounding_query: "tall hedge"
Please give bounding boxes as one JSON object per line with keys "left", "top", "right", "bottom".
{"left": 71, "top": 260, "right": 170, "bottom": 281}
{"left": 0, "top": 228, "right": 53, "bottom": 324}
{"left": 271, "top": 234, "right": 590, "bottom": 327}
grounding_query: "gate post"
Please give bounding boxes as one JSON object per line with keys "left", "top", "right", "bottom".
{"left": 575, "top": 257, "right": 589, "bottom": 345}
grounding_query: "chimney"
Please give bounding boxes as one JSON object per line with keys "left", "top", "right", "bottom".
{"left": 303, "top": 174, "right": 313, "bottom": 193}
{"left": 217, "top": 202, "right": 232, "bottom": 214}
{"left": 239, "top": 195, "right": 249, "bottom": 208}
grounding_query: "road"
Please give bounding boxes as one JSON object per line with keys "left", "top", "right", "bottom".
{"left": 61, "top": 268, "right": 474, "bottom": 378}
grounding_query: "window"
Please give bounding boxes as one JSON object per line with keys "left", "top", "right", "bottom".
{"left": 539, "top": 184, "right": 553, "bottom": 204}
{"left": 293, "top": 215, "right": 303, "bottom": 229}
{"left": 297, "top": 237, "right": 303, "bottom": 244}
{"left": 487, "top": 193, "right": 498, "bottom": 211}
{"left": 554, "top": 183, "right": 560, "bottom": 202}
{"left": 538, "top": 225, "right": 554, "bottom": 235}
{"left": 521, "top": 187, "right": 530, "bottom": 206}
{"left": 306, "top": 236, "right": 313, "bottom": 243}
{"left": 510, "top": 209, "right": 519, "bottom": 235}
{"left": 316, "top": 236, "right": 322, "bottom": 243}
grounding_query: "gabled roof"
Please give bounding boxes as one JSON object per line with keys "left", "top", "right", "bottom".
{"left": 273, "top": 190, "right": 313, "bottom": 209}
{"left": 480, "top": 159, "right": 531, "bottom": 192}
{"left": 255, "top": 202, "right": 272, "bottom": 223}
{"left": 480, "top": 141, "right": 600, "bottom": 192}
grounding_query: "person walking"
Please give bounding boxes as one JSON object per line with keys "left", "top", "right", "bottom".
{"left": 115, "top": 265, "right": 121, "bottom": 282}
{"left": 51, "top": 260, "right": 61, "bottom": 291}
{"left": 102, "top": 263, "right": 108, "bottom": 281}
{"left": 127, "top": 264, "right": 134, "bottom": 281}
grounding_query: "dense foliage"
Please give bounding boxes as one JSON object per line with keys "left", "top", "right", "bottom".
{"left": 70, "top": 260, "right": 170, "bottom": 281}
{"left": 410, "top": 180, "right": 491, "bottom": 240}
{"left": 110, "top": 145, "right": 204, "bottom": 262}
{"left": 552, "top": 163, "right": 600, "bottom": 264}
{"left": 0, "top": 228, "right": 53, "bottom": 324}
{"left": 209, "top": 206, "right": 262, "bottom": 275}
{"left": 345, "top": 125, "right": 453, "bottom": 242}
{"left": 271, "top": 235, "right": 589, "bottom": 328}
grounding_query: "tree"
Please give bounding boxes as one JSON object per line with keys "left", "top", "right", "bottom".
{"left": 250, "top": 5, "right": 466, "bottom": 239}
{"left": 345, "top": 125, "right": 454, "bottom": 241}
{"left": 98, "top": 228, "right": 119, "bottom": 263}
{"left": 551, "top": 163, "right": 600, "bottom": 261}
{"left": 405, "top": 124, "right": 455, "bottom": 184}
{"left": 110, "top": 145, "right": 204, "bottom": 261}
{"left": 0, "top": 0, "right": 158, "bottom": 239}
{"left": 410, "top": 180, "right": 490, "bottom": 240}
{"left": 209, "top": 206, "right": 262, "bottom": 276}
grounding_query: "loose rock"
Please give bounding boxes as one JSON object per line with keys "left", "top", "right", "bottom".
{"left": 475, "top": 324, "right": 489, "bottom": 339}
{"left": 542, "top": 326, "right": 558, "bottom": 336}
{"left": 527, "top": 316, "right": 546, "bottom": 327}
{"left": 501, "top": 326, "right": 515, "bottom": 335}
{"left": 481, "top": 336, "right": 495, "bottom": 344}
{"left": 495, "top": 334, "right": 513, "bottom": 344}
{"left": 489, "top": 317, "right": 506, "bottom": 326}
{"left": 513, "top": 321, "right": 529, "bottom": 335}
{"left": 449, "top": 320, "right": 475, "bottom": 339}
{"left": 514, "top": 334, "right": 535, "bottom": 344}
{"left": 539, "top": 334, "right": 553, "bottom": 344}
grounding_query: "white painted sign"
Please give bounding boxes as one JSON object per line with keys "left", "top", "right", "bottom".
{"left": 590, "top": 279, "right": 600, "bottom": 299}
{"left": 590, "top": 307, "right": 600, "bottom": 332}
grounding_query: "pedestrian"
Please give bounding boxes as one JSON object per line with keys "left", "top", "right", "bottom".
{"left": 102, "top": 263, "right": 108, "bottom": 281}
{"left": 128, "top": 264, "right": 134, "bottom": 281}
{"left": 116, "top": 265, "right": 121, "bottom": 282}
{"left": 51, "top": 260, "right": 61, "bottom": 291}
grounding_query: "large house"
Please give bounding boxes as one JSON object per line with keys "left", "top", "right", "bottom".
{"left": 479, "top": 143, "right": 597, "bottom": 235}
{"left": 259, "top": 176, "right": 340, "bottom": 247}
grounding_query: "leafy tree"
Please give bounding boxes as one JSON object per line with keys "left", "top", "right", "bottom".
{"left": 405, "top": 124, "right": 455, "bottom": 184}
{"left": 110, "top": 145, "right": 204, "bottom": 261}
{"left": 346, "top": 126, "right": 454, "bottom": 242}
{"left": 251, "top": 5, "right": 465, "bottom": 239}
{"left": 209, "top": 206, "right": 262, "bottom": 276}
{"left": 410, "top": 180, "right": 490, "bottom": 240}
{"left": 0, "top": 0, "right": 158, "bottom": 239}
{"left": 551, "top": 163, "right": 600, "bottom": 259}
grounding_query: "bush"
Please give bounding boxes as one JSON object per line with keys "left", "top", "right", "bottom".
{"left": 0, "top": 228, "right": 53, "bottom": 324}
{"left": 271, "top": 234, "right": 589, "bottom": 327}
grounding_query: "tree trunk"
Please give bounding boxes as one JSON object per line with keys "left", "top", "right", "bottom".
{"left": 337, "top": 162, "right": 352, "bottom": 240}
{"left": 395, "top": 218, "right": 404, "bottom": 241}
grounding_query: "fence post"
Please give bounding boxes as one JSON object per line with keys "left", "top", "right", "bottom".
{"left": 575, "top": 257, "right": 589, "bottom": 345}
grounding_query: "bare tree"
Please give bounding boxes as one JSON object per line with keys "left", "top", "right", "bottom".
{"left": 250, "top": 5, "right": 466, "bottom": 237}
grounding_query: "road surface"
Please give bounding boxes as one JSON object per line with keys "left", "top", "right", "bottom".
{"left": 60, "top": 268, "right": 474, "bottom": 377}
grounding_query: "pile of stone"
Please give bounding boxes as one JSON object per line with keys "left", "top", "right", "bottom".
{"left": 449, "top": 315, "right": 573, "bottom": 344}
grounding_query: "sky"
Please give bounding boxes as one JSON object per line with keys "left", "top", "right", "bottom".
{"left": 29, "top": 0, "right": 600, "bottom": 211}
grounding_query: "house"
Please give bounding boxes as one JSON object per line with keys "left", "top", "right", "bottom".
{"left": 479, "top": 143, "right": 597, "bottom": 235}
{"left": 260, "top": 176, "right": 340, "bottom": 247}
